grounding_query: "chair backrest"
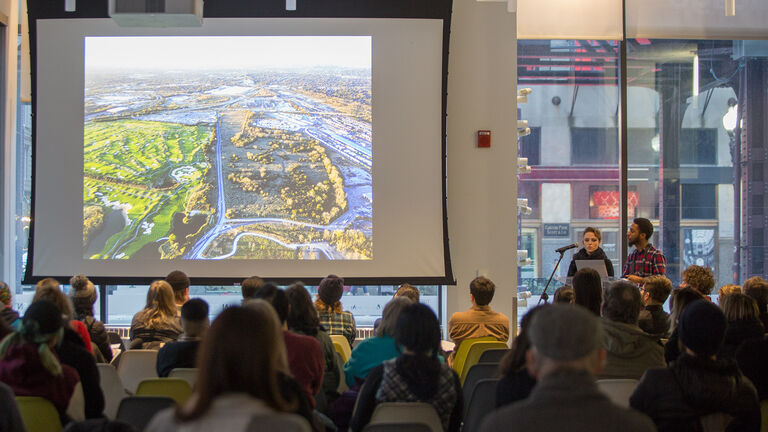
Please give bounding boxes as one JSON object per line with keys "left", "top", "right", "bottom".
{"left": 451, "top": 336, "right": 495, "bottom": 377}
{"left": 67, "top": 382, "right": 86, "bottom": 422}
{"left": 700, "top": 412, "right": 734, "bottom": 432}
{"left": 335, "top": 351, "right": 348, "bottom": 393}
{"left": 462, "top": 363, "right": 499, "bottom": 411}
{"left": 460, "top": 341, "right": 508, "bottom": 384}
{"left": 760, "top": 400, "right": 768, "bottom": 432}
{"left": 116, "top": 396, "right": 175, "bottom": 431}
{"left": 15, "top": 396, "right": 64, "bottom": 432}
{"left": 462, "top": 378, "right": 499, "bottom": 432}
{"left": 363, "top": 423, "right": 432, "bottom": 432}
{"left": 116, "top": 350, "right": 159, "bottom": 393}
{"left": 168, "top": 368, "right": 198, "bottom": 389}
{"left": 331, "top": 335, "right": 352, "bottom": 362}
{"left": 98, "top": 363, "right": 130, "bottom": 420}
{"left": 477, "top": 348, "right": 509, "bottom": 364}
{"left": 369, "top": 402, "right": 443, "bottom": 432}
{"left": 135, "top": 378, "right": 192, "bottom": 405}
{"left": 596, "top": 379, "right": 639, "bottom": 408}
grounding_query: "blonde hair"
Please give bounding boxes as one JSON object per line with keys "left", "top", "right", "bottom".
{"left": 142, "top": 280, "right": 177, "bottom": 327}
{"left": 33, "top": 278, "right": 73, "bottom": 319}
{"left": 717, "top": 284, "right": 741, "bottom": 304}
{"left": 721, "top": 293, "right": 760, "bottom": 322}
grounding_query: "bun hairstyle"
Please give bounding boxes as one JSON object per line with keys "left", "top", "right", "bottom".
{"left": 69, "top": 274, "right": 97, "bottom": 317}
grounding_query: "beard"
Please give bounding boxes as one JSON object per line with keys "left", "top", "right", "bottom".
{"left": 628, "top": 237, "right": 638, "bottom": 247}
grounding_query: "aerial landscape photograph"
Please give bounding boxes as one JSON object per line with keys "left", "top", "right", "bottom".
{"left": 82, "top": 36, "right": 373, "bottom": 260}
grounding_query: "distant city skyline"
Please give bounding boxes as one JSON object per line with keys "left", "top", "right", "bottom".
{"left": 85, "top": 36, "right": 372, "bottom": 71}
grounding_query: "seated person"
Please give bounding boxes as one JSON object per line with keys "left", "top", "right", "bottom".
{"left": 664, "top": 288, "right": 705, "bottom": 364}
{"left": 630, "top": 300, "right": 760, "bottom": 432}
{"left": 241, "top": 275, "right": 264, "bottom": 304}
{"left": 552, "top": 285, "right": 574, "bottom": 304}
{"left": 146, "top": 303, "right": 313, "bottom": 432}
{"left": 743, "top": 276, "right": 768, "bottom": 330}
{"left": 638, "top": 275, "right": 672, "bottom": 337}
{"left": 157, "top": 298, "right": 210, "bottom": 377}
{"left": 496, "top": 306, "right": 542, "bottom": 408}
{"left": 599, "top": 281, "right": 664, "bottom": 380}
{"left": 719, "top": 293, "right": 764, "bottom": 361}
{"left": 165, "top": 270, "right": 191, "bottom": 315}
{"left": 480, "top": 304, "right": 655, "bottom": 432}
{"left": 680, "top": 265, "right": 715, "bottom": 300}
{"left": 69, "top": 274, "right": 112, "bottom": 362}
{"left": 129, "top": 280, "right": 183, "bottom": 349}
{"left": 0, "top": 300, "right": 81, "bottom": 423}
{"left": 447, "top": 276, "right": 509, "bottom": 364}
{"left": 0, "top": 381, "right": 25, "bottom": 432}
{"left": 0, "top": 281, "right": 20, "bottom": 328}
{"left": 314, "top": 275, "right": 356, "bottom": 346}
{"left": 250, "top": 284, "right": 324, "bottom": 408}
{"left": 373, "top": 283, "right": 420, "bottom": 331}
{"left": 573, "top": 268, "right": 603, "bottom": 316}
{"left": 737, "top": 335, "right": 768, "bottom": 401}
{"left": 350, "top": 303, "right": 463, "bottom": 432}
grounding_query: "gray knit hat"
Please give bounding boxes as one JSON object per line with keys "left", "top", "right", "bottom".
{"left": 318, "top": 275, "right": 344, "bottom": 305}
{"left": 529, "top": 303, "right": 604, "bottom": 361}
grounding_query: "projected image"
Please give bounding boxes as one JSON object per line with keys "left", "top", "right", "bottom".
{"left": 83, "top": 36, "right": 372, "bottom": 260}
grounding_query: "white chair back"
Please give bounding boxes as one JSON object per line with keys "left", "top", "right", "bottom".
{"left": 596, "top": 378, "right": 639, "bottom": 407}
{"left": 168, "top": 368, "right": 198, "bottom": 388}
{"left": 700, "top": 412, "right": 733, "bottom": 432}
{"left": 116, "top": 349, "right": 159, "bottom": 393}
{"left": 369, "top": 402, "right": 443, "bottom": 432}
{"left": 98, "top": 363, "right": 130, "bottom": 419}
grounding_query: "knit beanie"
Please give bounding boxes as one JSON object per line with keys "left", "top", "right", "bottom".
{"left": 678, "top": 299, "right": 726, "bottom": 357}
{"left": 166, "top": 270, "right": 191, "bottom": 294}
{"left": 70, "top": 274, "right": 96, "bottom": 304}
{"left": 0, "top": 282, "right": 10, "bottom": 307}
{"left": 528, "top": 304, "right": 603, "bottom": 361}
{"left": 318, "top": 275, "right": 344, "bottom": 305}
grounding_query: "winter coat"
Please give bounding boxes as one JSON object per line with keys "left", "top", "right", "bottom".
{"left": 567, "top": 247, "right": 614, "bottom": 277}
{"left": 599, "top": 318, "right": 665, "bottom": 380}
{"left": 718, "top": 319, "right": 764, "bottom": 361}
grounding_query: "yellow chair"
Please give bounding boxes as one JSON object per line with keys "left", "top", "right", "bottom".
{"left": 331, "top": 335, "right": 352, "bottom": 362}
{"left": 451, "top": 336, "right": 495, "bottom": 377}
{"left": 15, "top": 396, "right": 63, "bottom": 432}
{"left": 460, "top": 341, "right": 508, "bottom": 384}
{"left": 135, "top": 378, "right": 192, "bottom": 404}
{"left": 760, "top": 400, "right": 768, "bottom": 432}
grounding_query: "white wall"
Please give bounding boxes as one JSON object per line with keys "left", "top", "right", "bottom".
{"left": 446, "top": 0, "right": 518, "bottom": 337}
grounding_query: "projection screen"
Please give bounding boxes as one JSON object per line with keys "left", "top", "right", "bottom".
{"left": 28, "top": 18, "right": 450, "bottom": 284}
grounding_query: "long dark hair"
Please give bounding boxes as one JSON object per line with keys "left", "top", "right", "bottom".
{"left": 573, "top": 268, "right": 602, "bottom": 316}
{"left": 499, "top": 305, "right": 546, "bottom": 376}
{"left": 285, "top": 282, "right": 320, "bottom": 336}
{"left": 175, "top": 303, "right": 295, "bottom": 422}
{"left": 394, "top": 303, "right": 442, "bottom": 399}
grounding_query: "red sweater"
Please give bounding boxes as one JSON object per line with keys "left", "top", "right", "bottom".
{"left": 283, "top": 330, "right": 324, "bottom": 407}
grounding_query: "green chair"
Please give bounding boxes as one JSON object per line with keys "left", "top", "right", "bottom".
{"left": 760, "top": 400, "right": 768, "bottom": 432}
{"left": 331, "top": 335, "right": 352, "bottom": 363}
{"left": 451, "top": 336, "right": 495, "bottom": 377}
{"left": 15, "top": 396, "right": 63, "bottom": 432}
{"left": 135, "top": 377, "right": 192, "bottom": 404}
{"left": 460, "top": 341, "right": 508, "bottom": 384}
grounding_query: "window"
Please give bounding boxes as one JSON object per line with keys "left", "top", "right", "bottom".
{"left": 520, "top": 127, "right": 541, "bottom": 165}
{"left": 571, "top": 127, "right": 618, "bottom": 165}
{"left": 681, "top": 129, "right": 717, "bottom": 165}
{"left": 682, "top": 184, "right": 717, "bottom": 219}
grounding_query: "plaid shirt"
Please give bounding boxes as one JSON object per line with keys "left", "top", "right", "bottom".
{"left": 318, "top": 310, "right": 356, "bottom": 346}
{"left": 622, "top": 244, "right": 666, "bottom": 278}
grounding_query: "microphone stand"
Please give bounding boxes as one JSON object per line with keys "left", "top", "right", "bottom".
{"left": 538, "top": 250, "right": 566, "bottom": 305}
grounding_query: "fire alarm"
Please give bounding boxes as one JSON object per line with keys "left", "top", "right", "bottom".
{"left": 477, "top": 130, "right": 491, "bottom": 148}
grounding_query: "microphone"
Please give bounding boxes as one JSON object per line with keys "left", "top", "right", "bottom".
{"left": 555, "top": 243, "right": 579, "bottom": 254}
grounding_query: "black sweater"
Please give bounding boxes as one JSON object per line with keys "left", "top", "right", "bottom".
{"left": 567, "top": 247, "right": 614, "bottom": 277}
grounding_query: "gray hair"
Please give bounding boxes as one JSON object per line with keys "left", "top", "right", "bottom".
{"left": 376, "top": 297, "right": 414, "bottom": 337}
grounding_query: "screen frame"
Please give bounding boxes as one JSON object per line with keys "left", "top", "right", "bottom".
{"left": 24, "top": 0, "right": 454, "bottom": 286}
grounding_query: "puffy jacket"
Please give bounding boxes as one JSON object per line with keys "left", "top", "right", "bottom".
{"left": 599, "top": 318, "right": 665, "bottom": 380}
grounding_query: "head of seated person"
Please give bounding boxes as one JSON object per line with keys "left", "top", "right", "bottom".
{"left": 250, "top": 283, "right": 289, "bottom": 326}
{"left": 394, "top": 283, "right": 420, "bottom": 303}
{"left": 526, "top": 303, "right": 605, "bottom": 379}
{"left": 470, "top": 276, "right": 496, "bottom": 308}
{"left": 285, "top": 282, "right": 320, "bottom": 335}
{"left": 573, "top": 268, "right": 602, "bottom": 316}
{"left": 681, "top": 265, "right": 715, "bottom": 297}
{"left": 173, "top": 302, "right": 298, "bottom": 423}
{"left": 602, "top": 281, "right": 642, "bottom": 326}
{"left": 34, "top": 278, "right": 73, "bottom": 320}
{"left": 376, "top": 297, "right": 412, "bottom": 338}
{"left": 553, "top": 285, "right": 575, "bottom": 304}
{"left": 316, "top": 275, "right": 345, "bottom": 313}
{"left": 166, "top": 270, "right": 191, "bottom": 306}
{"left": 181, "top": 298, "right": 210, "bottom": 339}
{"left": 241, "top": 276, "right": 265, "bottom": 302}
{"left": 742, "top": 276, "right": 768, "bottom": 315}
{"left": 641, "top": 276, "right": 672, "bottom": 307}
{"left": 717, "top": 284, "right": 742, "bottom": 305}
{"left": 69, "top": 274, "right": 97, "bottom": 320}
{"left": 678, "top": 300, "right": 727, "bottom": 359}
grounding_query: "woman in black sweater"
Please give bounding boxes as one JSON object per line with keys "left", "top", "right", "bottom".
{"left": 567, "top": 227, "right": 614, "bottom": 277}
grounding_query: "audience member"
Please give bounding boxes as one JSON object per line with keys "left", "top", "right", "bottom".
{"left": 0, "top": 300, "right": 81, "bottom": 423}
{"left": 241, "top": 276, "right": 264, "bottom": 303}
{"left": 622, "top": 217, "right": 666, "bottom": 283}
{"left": 495, "top": 306, "right": 542, "bottom": 408}
{"left": 447, "top": 276, "right": 509, "bottom": 364}
{"left": 743, "top": 276, "right": 768, "bottom": 330}
{"left": 0, "top": 316, "right": 11, "bottom": 340}
{"left": 69, "top": 274, "right": 112, "bottom": 362}
{"left": 736, "top": 335, "right": 768, "bottom": 400}
{"left": 718, "top": 284, "right": 741, "bottom": 304}
{"left": 156, "top": 298, "right": 209, "bottom": 377}
{"left": 599, "top": 281, "right": 664, "bottom": 379}
{"left": 165, "top": 270, "right": 191, "bottom": 313}
{"left": 552, "top": 285, "right": 574, "bottom": 304}
{"left": 350, "top": 303, "right": 463, "bottom": 432}
{"left": 251, "top": 284, "right": 324, "bottom": 408}
{"left": 373, "top": 283, "right": 420, "bottom": 331}
{"left": 0, "top": 281, "right": 20, "bottom": 328}
{"left": 718, "top": 293, "right": 764, "bottom": 360}
{"left": 681, "top": 265, "right": 715, "bottom": 299}
{"left": 664, "top": 288, "right": 704, "bottom": 364}
{"left": 35, "top": 278, "right": 93, "bottom": 354}
{"left": 0, "top": 381, "right": 25, "bottom": 432}
{"left": 285, "top": 282, "right": 339, "bottom": 399}
{"left": 129, "top": 280, "right": 182, "bottom": 349}
{"left": 32, "top": 284, "right": 105, "bottom": 419}
{"left": 146, "top": 304, "right": 311, "bottom": 432}
{"left": 344, "top": 297, "right": 412, "bottom": 387}
{"left": 638, "top": 275, "right": 672, "bottom": 336}
{"left": 572, "top": 268, "right": 602, "bottom": 316}
{"left": 480, "top": 304, "right": 655, "bottom": 432}
{"left": 314, "top": 275, "right": 356, "bottom": 346}
{"left": 630, "top": 300, "right": 760, "bottom": 432}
